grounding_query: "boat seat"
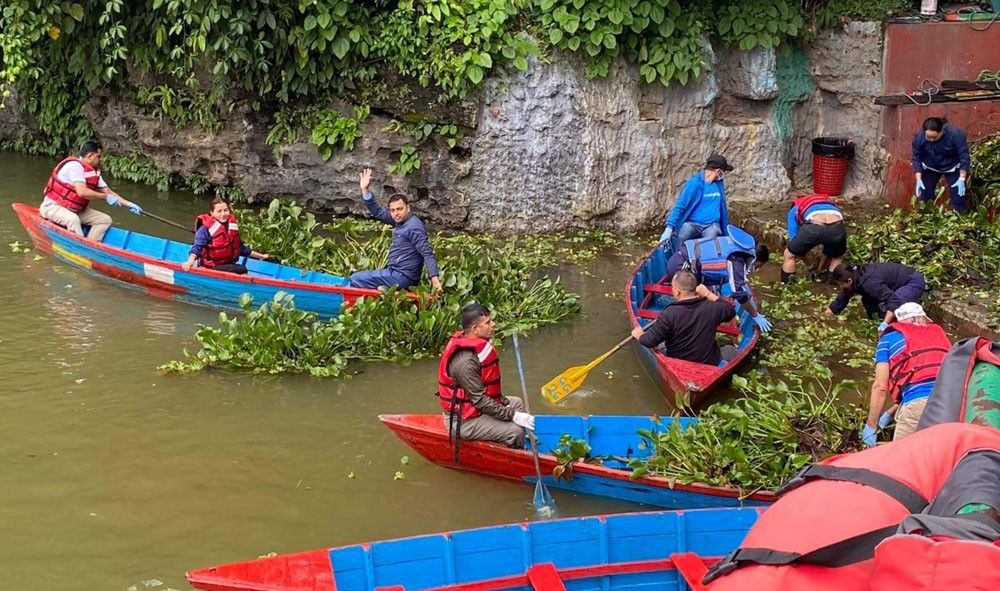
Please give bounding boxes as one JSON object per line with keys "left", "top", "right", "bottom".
{"left": 636, "top": 308, "right": 659, "bottom": 320}
{"left": 670, "top": 553, "right": 710, "bottom": 591}
{"left": 526, "top": 563, "right": 566, "bottom": 591}
{"left": 643, "top": 283, "right": 673, "bottom": 295}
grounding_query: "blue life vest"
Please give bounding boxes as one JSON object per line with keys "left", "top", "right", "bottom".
{"left": 684, "top": 225, "right": 756, "bottom": 284}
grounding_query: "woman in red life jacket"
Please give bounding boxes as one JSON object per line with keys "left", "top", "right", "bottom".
{"left": 39, "top": 140, "right": 144, "bottom": 242}
{"left": 181, "top": 197, "right": 270, "bottom": 274}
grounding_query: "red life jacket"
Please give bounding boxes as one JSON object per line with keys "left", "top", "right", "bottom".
{"left": 870, "top": 533, "right": 1000, "bottom": 591}
{"left": 885, "top": 322, "right": 952, "bottom": 404}
{"left": 195, "top": 213, "right": 243, "bottom": 268}
{"left": 703, "top": 423, "right": 1000, "bottom": 591}
{"left": 437, "top": 331, "right": 503, "bottom": 421}
{"left": 43, "top": 157, "right": 101, "bottom": 213}
{"left": 791, "top": 194, "right": 838, "bottom": 225}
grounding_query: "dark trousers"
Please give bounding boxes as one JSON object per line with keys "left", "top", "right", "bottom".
{"left": 919, "top": 168, "right": 967, "bottom": 213}
{"left": 211, "top": 263, "right": 248, "bottom": 275}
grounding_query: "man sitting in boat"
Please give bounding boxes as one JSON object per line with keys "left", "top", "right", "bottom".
{"left": 349, "top": 168, "right": 442, "bottom": 292}
{"left": 658, "top": 154, "right": 732, "bottom": 247}
{"left": 181, "top": 197, "right": 271, "bottom": 274}
{"left": 862, "top": 302, "right": 951, "bottom": 447}
{"left": 630, "top": 270, "right": 741, "bottom": 366}
{"left": 664, "top": 225, "right": 772, "bottom": 333}
{"left": 782, "top": 194, "right": 847, "bottom": 283}
{"left": 825, "top": 262, "right": 926, "bottom": 331}
{"left": 438, "top": 304, "right": 534, "bottom": 455}
{"left": 39, "top": 140, "right": 144, "bottom": 242}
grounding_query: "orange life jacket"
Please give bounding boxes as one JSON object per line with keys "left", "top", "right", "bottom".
{"left": 195, "top": 213, "right": 243, "bottom": 268}
{"left": 886, "top": 322, "right": 952, "bottom": 404}
{"left": 870, "top": 531, "right": 1000, "bottom": 591}
{"left": 43, "top": 157, "right": 101, "bottom": 212}
{"left": 703, "top": 423, "right": 1000, "bottom": 591}
{"left": 437, "top": 331, "right": 502, "bottom": 421}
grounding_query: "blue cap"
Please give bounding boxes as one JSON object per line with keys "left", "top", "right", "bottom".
{"left": 727, "top": 225, "right": 756, "bottom": 250}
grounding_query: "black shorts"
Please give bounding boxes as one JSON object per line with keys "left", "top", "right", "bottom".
{"left": 787, "top": 221, "right": 847, "bottom": 258}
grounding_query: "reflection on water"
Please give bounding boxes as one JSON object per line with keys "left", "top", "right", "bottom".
{"left": 0, "top": 152, "right": 670, "bottom": 591}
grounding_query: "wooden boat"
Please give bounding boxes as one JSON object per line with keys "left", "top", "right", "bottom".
{"left": 13, "top": 203, "right": 401, "bottom": 319}
{"left": 186, "top": 506, "right": 765, "bottom": 591}
{"left": 379, "top": 414, "right": 774, "bottom": 509}
{"left": 625, "top": 241, "right": 759, "bottom": 407}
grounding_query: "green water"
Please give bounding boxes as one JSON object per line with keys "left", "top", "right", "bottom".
{"left": 0, "top": 152, "right": 689, "bottom": 591}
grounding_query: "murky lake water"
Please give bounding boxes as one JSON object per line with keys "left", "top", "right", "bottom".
{"left": 0, "top": 152, "right": 702, "bottom": 591}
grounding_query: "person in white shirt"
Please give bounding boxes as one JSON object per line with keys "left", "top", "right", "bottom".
{"left": 39, "top": 140, "right": 143, "bottom": 242}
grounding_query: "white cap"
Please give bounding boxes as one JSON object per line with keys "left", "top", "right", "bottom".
{"left": 895, "top": 302, "right": 927, "bottom": 322}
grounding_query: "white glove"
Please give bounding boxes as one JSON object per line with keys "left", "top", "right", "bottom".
{"left": 512, "top": 411, "right": 535, "bottom": 431}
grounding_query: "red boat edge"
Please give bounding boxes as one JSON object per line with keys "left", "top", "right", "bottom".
{"left": 187, "top": 548, "right": 335, "bottom": 591}
{"left": 378, "top": 414, "right": 775, "bottom": 506}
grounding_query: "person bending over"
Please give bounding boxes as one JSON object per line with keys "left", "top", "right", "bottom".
{"left": 663, "top": 224, "right": 772, "bottom": 333}
{"left": 782, "top": 194, "right": 846, "bottom": 283}
{"left": 825, "top": 262, "right": 926, "bottom": 331}
{"left": 182, "top": 197, "right": 270, "bottom": 274}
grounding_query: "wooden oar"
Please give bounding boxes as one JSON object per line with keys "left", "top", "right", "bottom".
{"left": 541, "top": 335, "right": 633, "bottom": 404}
{"left": 142, "top": 211, "right": 193, "bottom": 233}
{"left": 512, "top": 333, "right": 557, "bottom": 518}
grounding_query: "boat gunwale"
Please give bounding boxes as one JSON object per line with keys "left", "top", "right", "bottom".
{"left": 12, "top": 203, "right": 416, "bottom": 300}
{"left": 378, "top": 413, "right": 776, "bottom": 503}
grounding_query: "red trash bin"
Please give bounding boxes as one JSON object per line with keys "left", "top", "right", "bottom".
{"left": 812, "top": 137, "right": 854, "bottom": 196}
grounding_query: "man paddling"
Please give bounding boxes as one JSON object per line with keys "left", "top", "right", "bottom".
{"left": 631, "top": 270, "right": 740, "bottom": 366}
{"left": 437, "top": 304, "right": 534, "bottom": 456}
{"left": 39, "top": 140, "right": 144, "bottom": 242}
{"left": 349, "top": 168, "right": 442, "bottom": 291}
{"left": 663, "top": 225, "right": 772, "bottom": 333}
{"left": 862, "top": 303, "right": 951, "bottom": 446}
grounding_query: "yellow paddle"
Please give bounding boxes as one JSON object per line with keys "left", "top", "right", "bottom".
{"left": 541, "top": 336, "right": 633, "bottom": 404}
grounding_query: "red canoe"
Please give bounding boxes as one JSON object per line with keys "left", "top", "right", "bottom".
{"left": 379, "top": 414, "right": 774, "bottom": 508}
{"left": 625, "top": 241, "right": 760, "bottom": 407}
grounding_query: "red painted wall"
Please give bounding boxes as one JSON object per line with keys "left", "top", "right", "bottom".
{"left": 881, "top": 22, "right": 1000, "bottom": 207}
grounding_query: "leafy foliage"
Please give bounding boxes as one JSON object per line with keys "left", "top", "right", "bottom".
{"left": 388, "top": 146, "right": 421, "bottom": 175}
{"left": 970, "top": 132, "right": 1000, "bottom": 210}
{"left": 626, "top": 377, "right": 867, "bottom": 492}
{"left": 306, "top": 105, "right": 370, "bottom": 159}
{"left": 162, "top": 199, "right": 602, "bottom": 374}
{"left": 2, "top": 0, "right": 919, "bottom": 154}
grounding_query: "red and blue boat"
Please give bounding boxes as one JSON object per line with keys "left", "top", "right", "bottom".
{"left": 380, "top": 414, "right": 774, "bottom": 509}
{"left": 13, "top": 203, "right": 391, "bottom": 319}
{"left": 625, "top": 242, "right": 759, "bottom": 407}
{"left": 186, "top": 506, "right": 764, "bottom": 591}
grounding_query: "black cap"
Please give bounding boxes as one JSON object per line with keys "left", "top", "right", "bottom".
{"left": 706, "top": 154, "right": 734, "bottom": 171}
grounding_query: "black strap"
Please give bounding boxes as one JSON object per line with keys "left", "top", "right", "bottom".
{"left": 702, "top": 524, "right": 899, "bottom": 584}
{"left": 692, "top": 240, "right": 702, "bottom": 274}
{"left": 775, "top": 464, "right": 929, "bottom": 513}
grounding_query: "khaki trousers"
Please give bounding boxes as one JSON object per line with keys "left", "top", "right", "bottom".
{"left": 893, "top": 397, "right": 929, "bottom": 441}
{"left": 39, "top": 202, "right": 113, "bottom": 242}
{"left": 443, "top": 396, "right": 526, "bottom": 448}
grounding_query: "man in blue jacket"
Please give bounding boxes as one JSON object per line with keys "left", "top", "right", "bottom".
{"left": 911, "top": 117, "right": 971, "bottom": 212}
{"left": 659, "top": 154, "right": 732, "bottom": 247}
{"left": 349, "top": 168, "right": 443, "bottom": 291}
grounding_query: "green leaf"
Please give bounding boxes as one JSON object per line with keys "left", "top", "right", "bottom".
{"left": 478, "top": 53, "right": 493, "bottom": 68}
{"left": 331, "top": 36, "right": 350, "bottom": 59}
{"left": 549, "top": 28, "right": 564, "bottom": 44}
{"left": 466, "top": 64, "right": 484, "bottom": 84}
{"left": 304, "top": 15, "right": 317, "bottom": 31}
{"left": 68, "top": 3, "right": 84, "bottom": 21}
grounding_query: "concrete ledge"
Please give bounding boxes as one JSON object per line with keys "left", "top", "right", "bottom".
{"left": 730, "top": 201, "right": 999, "bottom": 341}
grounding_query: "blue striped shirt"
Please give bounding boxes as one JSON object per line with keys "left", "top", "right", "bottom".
{"left": 875, "top": 331, "right": 935, "bottom": 403}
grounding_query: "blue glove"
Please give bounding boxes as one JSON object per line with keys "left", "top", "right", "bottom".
{"left": 753, "top": 314, "right": 772, "bottom": 332}
{"left": 878, "top": 321, "right": 888, "bottom": 332}
{"left": 861, "top": 425, "right": 877, "bottom": 447}
{"left": 951, "top": 177, "right": 966, "bottom": 197}
{"left": 658, "top": 227, "right": 673, "bottom": 244}
{"left": 128, "top": 203, "right": 143, "bottom": 215}
{"left": 915, "top": 178, "right": 925, "bottom": 194}
{"left": 105, "top": 194, "right": 120, "bottom": 206}
{"left": 878, "top": 411, "right": 893, "bottom": 429}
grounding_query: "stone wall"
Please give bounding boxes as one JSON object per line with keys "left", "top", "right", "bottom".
{"left": 1, "top": 22, "right": 886, "bottom": 233}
